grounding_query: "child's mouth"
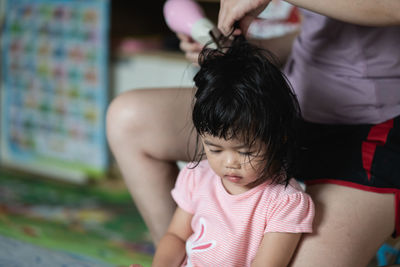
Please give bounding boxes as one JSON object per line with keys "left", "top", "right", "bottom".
{"left": 224, "top": 174, "right": 242, "bottom": 183}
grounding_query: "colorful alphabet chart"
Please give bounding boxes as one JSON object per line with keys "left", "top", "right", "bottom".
{"left": 1, "top": 0, "right": 110, "bottom": 182}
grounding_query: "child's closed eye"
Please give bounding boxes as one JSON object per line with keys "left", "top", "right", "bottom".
{"left": 239, "top": 151, "right": 255, "bottom": 156}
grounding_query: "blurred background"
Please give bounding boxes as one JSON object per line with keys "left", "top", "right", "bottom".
{"left": 0, "top": 0, "right": 207, "bottom": 183}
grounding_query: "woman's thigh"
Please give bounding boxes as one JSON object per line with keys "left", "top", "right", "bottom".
{"left": 292, "top": 183, "right": 395, "bottom": 267}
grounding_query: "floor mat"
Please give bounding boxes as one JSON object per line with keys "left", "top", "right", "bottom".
{"left": 0, "top": 169, "right": 153, "bottom": 267}
{"left": 0, "top": 235, "right": 113, "bottom": 267}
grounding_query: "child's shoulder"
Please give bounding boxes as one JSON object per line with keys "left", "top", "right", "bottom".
{"left": 262, "top": 178, "right": 307, "bottom": 200}
{"left": 181, "top": 160, "right": 215, "bottom": 179}
{"left": 260, "top": 179, "right": 313, "bottom": 214}
{"left": 176, "top": 160, "right": 216, "bottom": 192}
{"left": 185, "top": 159, "right": 209, "bottom": 169}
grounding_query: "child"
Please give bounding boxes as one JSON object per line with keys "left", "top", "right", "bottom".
{"left": 151, "top": 36, "right": 314, "bottom": 267}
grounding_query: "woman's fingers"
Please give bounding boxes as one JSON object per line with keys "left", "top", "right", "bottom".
{"left": 218, "top": 0, "right": 270, "bottom": 36}
{"left": 177, "top": 33, "right": 203, "bottom": 64}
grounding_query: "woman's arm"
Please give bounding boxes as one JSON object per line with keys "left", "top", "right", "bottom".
{"left": 251, "top": 232, "right": 302, "bottom": 267}
{"left": 152, "top": 207, "right": 193, "bottom": 267}
{"left": 286, "top": 0, "right": 400, "bottom": 26}
{"left": 218, "top": 0, "right": 400, "bottom": 36}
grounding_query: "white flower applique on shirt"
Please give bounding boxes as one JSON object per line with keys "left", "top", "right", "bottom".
{"left": 185, "top": 217, "right": 216, "bottom": 267}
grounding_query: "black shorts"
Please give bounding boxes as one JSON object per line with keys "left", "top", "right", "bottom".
{"left": 295, "top": 115, "right": 400, "bottom": 236}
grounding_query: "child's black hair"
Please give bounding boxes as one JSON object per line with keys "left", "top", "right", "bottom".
{"left": 191, "top": 35, "right": 301, "bottom": 186}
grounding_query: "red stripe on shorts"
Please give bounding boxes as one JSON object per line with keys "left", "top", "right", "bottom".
{"left": 361, "top": 119, "right": 394, "bottom": 180}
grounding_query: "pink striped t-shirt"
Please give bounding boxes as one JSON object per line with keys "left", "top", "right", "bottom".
{"left": 171, "top": 160, "right": 314, "bottom": 267}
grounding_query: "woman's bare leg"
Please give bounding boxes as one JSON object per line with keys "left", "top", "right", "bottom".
{"left": 292, "top": 184, "right": 395, "bottom": 267}
{"left": 106, "top": 87, "right": 196, "bottom": 245}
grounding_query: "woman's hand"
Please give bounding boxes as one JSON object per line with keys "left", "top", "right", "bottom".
{"left": 218, "top": 0, "right": 271, "bottom": 36}
{"left": 177, "top": 33, "right": 204, "bottom": 65}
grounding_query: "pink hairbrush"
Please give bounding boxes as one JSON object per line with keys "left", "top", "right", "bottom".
{"left": 163, "top": 0, "right": 224, "bottom": 49}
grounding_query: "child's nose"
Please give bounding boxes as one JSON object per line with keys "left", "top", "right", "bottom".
{"left": 225, "top": 154, "right": 240, "bottom": 169}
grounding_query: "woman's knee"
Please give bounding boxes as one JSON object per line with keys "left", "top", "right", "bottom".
{"left": 106, "top": 90, "right": 150, "bottom": 143}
